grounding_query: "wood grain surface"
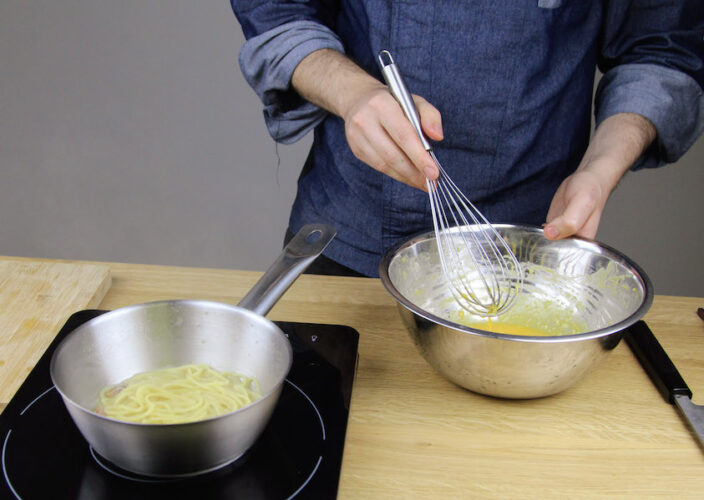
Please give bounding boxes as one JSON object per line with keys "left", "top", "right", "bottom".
{"left": 0, "top": 259, "right": 111, "bottom": 402}
{"left": 1, "top": 256, "right": 703, "bottom": 498}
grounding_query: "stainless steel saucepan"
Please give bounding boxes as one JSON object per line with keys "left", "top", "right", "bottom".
{"left": 50, "top": 224, "right": 335, "bottom": 477}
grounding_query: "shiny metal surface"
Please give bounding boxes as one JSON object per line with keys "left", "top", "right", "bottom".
{"left": 377, "top": 49, "right": 521, "bottom": 316}
{"left": 50, "top": 224, "right": 335, "bottom": 476}
{"left": 379, "top": 224, "right": 653, "bottom": 398}
{"left": 377, "top": 50, "right": 431, "bottom": 150}
{"left": 675, "top": 395, "right": 704, "bottom": 450}
{"left": 238, "top": 224, "right": 337, "bottom": 315}
{"left": 51, "top": 301, "right": 289, "bottom": 477}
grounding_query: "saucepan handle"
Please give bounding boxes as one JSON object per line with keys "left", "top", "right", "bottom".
{"left": 237, "top": 224, "right": 336, "bottom": 316}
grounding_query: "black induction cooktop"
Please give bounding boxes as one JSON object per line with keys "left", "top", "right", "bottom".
{"left": 0, "top": 310, "right": 358, "bottom": 500}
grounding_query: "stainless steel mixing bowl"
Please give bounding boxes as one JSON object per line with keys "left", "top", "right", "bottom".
{"left": 379, "top": 224, "right": 653, "bottom": 398}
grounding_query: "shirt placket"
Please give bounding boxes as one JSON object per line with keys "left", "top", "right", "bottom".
{"left": 381, "top": 0, "right": 436, "bottom": 251}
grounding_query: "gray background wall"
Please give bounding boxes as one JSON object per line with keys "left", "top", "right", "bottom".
{"left": 1, "top": 1, "right": 702, "bottom": 297}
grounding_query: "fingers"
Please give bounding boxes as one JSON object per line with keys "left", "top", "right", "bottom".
{"left": 343, "top": 88, "right": 443, "bottom": 190}
{"left": 416, "top": 96, "right": 443, "bottom": 142}
{"left": 544, "top": 172, "right": 605, "bottom": 240}
{"left": 544, "top": 209, "right": 601, "bottom": 241}
{"left": 349, "top": 121, "right": 428, "bottom": 189}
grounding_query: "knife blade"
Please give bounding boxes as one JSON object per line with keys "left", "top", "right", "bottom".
{"left": 625, "top": 320, "right": 704, "bottom": 450}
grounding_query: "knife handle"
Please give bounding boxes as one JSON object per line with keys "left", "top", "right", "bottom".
{"left": 625, "top": 320, "right": 692, "bottom": 404}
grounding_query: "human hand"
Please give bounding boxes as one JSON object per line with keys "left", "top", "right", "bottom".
{"left": 291, "top": 49, "right": 443, "bottom": 191}
{"left": 543, "top": 166, "right": 610, "bottom": 240}
{"left": 342, "top": 85, "right": 443, "bottom": 190}
{"left": 543, "top": 112, "right": 656, "bottom": 241}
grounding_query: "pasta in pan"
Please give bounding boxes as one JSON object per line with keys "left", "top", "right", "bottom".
{"left": 95, "top": 364, "right": 261, "bottom": 424}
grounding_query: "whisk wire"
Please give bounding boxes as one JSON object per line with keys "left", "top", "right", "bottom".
{"left": 428, "top": 159, "right": 522, "bottom": 316}
{"left": 378, "top": 49, "right": 522, "bottom": 317}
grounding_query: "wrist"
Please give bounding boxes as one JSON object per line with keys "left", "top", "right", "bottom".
{"left": 577, "top": 112, "right": 656, "bottom": 191}
{"left": 291, "top": 48, "right": 384, "bottom": 118}
{"left": 335, "top": 76, "right": 387, "bottom": 119}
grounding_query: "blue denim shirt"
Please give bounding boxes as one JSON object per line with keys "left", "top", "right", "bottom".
{"left": 231, "top": 1, "right": 704, "bottom": 277}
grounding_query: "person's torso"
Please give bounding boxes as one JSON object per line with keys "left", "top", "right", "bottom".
{"left": 291, "top": 0, "right": 602, "bottom": 276}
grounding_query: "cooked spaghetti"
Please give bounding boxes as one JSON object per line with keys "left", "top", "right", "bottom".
{"left": 95, "top": 364, "right": 261, "bottom": 424}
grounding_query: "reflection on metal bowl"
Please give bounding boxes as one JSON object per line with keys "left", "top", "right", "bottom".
{"left": 379, "top": 224, "right": 653, "bottom": 398}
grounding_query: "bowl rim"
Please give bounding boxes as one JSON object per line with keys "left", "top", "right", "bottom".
{"left": 378, "top": 224, "right": 654, "bottom": 344}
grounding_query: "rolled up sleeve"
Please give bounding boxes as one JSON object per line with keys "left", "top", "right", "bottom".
{"left": 596, "top": 0, "right": 704, "bottom": 168}
{"left": 595, "top": 63, "right": 704, "bottom": 169}
{"left": 237, "top": 20, "right": 345, "bottom": 144}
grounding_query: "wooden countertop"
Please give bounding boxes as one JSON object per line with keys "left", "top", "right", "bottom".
{"left": 2, "top": 256, "right": 704, "bottom": 498}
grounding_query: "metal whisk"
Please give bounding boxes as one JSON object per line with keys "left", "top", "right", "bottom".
{"left": 378, "top": 50, "right": 522, "bottom": 316}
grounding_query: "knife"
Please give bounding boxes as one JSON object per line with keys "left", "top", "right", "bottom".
{"left": 625, "top": 320, "right": 704, "bottom": 450}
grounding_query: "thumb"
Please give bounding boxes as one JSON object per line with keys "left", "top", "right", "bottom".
{"left": 544, "top": 192, "right": 600, "bottom": 240}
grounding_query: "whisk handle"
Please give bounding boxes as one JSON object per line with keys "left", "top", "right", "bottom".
{"left": 377, "top": 50, "right": 432, "bottom": 151}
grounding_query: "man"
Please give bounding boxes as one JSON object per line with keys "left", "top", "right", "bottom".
{"left": 231, "top": 1, "right": 704, "bottom": 277}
